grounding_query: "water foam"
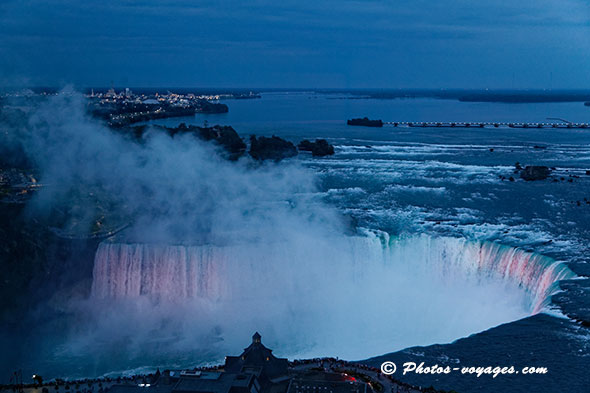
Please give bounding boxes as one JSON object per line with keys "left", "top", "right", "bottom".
{"left": 88, "top": 234, "right": 574, "bottom": 362}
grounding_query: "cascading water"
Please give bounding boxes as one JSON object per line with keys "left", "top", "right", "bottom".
{"left": 87, "top": 233, "right": 575, "bottom": 366}
{"left": 91, "top": 243, "right": 225, "bottom": 300}
{"left": 92, "top": 234, "right": 573, "bottom": 313}
{"left": 383, "top": 236, "right": 575, "bottom": 314}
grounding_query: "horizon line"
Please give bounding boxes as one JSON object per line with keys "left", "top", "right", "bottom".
{"left": 3, "top": 86, "right": 590, "bottom": 93}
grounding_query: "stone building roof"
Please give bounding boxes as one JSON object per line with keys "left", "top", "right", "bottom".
{"left": 224, "top": 332, "right": 289, "bottom": 381}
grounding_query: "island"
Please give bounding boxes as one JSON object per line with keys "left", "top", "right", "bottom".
{"left": 249, "top": 135, "right": 298, "bottom": 161}
{"left": 298, "top": 139, "right": 335, "bottom": 156}
{"left": 347, "top": 117, "right": 384, "bottom": 127}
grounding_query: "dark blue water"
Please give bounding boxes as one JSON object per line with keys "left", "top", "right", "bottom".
{"left": 143, "top": 93, "right": 590, "bottom": 393}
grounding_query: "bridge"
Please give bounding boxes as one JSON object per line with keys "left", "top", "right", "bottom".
{"left": 384, "top": 121, "right": 590, "bottom": 129}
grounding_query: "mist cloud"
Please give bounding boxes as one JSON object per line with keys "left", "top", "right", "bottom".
{"left": 19, "top": 89, "right": 343, "bottom": 245}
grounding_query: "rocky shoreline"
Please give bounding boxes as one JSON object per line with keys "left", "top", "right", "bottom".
{"left": 91, "top": 100, "right": 228, "bottom": 128}
{"left": 123, "top": 123, "right": 336, "bottom": 162}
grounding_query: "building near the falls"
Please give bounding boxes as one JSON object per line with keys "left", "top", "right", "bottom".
{"left": 224, "top": 332, "right": 289, "bottom": 382}
{"left": 106, "top": 333, "right": 367, "bottom": 393}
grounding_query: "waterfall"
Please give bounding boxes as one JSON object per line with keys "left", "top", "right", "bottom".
{"left": 91, "top": 243, "right": 225, "bottom": 301}
{"left": 383, "top": 236, "right": 574, "bottom": 314}
{"left": 92, "top": 234, "right": 574, "bottom": 314}
{"left": 81, "top": 233, "right": 578, "bottom": 362}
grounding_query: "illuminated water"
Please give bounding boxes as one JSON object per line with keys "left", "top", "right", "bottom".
{"left": 80, "top": 229, "right": 574, "bottom": 364}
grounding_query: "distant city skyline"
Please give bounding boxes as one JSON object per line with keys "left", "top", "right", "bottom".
{"left": 1, "top": 0, "right": 589, "bottom": 89}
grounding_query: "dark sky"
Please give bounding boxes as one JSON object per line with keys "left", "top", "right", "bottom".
{"left": 1, "top": 0, "right": 589, "bottom": 88}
